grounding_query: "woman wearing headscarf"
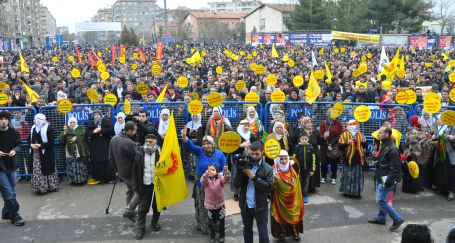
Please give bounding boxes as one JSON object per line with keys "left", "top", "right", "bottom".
{"left": 266, "top": 121, "right": 293, "bottom": 166}
{"left": 114, "top": 112, "right": 126, "bottom": 135}
{"left": 270, "top": 150, "right": 304, "bottom": 242}
{"left": 319, "top": 108, "right": 344, "bottom": 185}
{"left": 205, "top": 107, "right": 232, "bottom": 144}
{"left": 403, "top": 115, "right": 432, "bottom": 194}
{"left": 268, "top": 110, "right": 288, "bottom": 134}
{"left": 245, "top": 106, "right": 264, "bottom": 141}
{"left": 157, "top": 108, "right": 170, "bottom": 141}
{"left": 85, "top": 110, "right": 115, "bottom": 184}
{"left": 430, "top": 115, "right": 455, "bottom": 201}
{"left": 30, "top": 113, "right": 59, "bottom": 194}
{"left": 181, "top": 131, "right": 226, "bottom": 234}
{"left": 59, "top": 117, "right": 89, "bottom": 185}
{"left": 420, "top": 110, "right": 436, "bottom": 134}
{"left": 186, "top": 114, "right": 203, "bottom": 140}
{"left": 338, "top": 120, "right": 366, "bottom": 197}
{"left": 184, "top": 114, "right": 203, "bottom": 179}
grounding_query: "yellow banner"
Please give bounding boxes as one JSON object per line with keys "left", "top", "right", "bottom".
{"left": 331, "top": 31, "right": 380, "bottom": 44}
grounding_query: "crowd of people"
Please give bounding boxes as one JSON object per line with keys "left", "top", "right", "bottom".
{"left": 0, "top": 42, "right": 455, "bottom": 242}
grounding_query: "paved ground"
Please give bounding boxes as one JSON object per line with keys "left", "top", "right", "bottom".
{"left": 1, "top": 172, "right": 454, "bottom": 243}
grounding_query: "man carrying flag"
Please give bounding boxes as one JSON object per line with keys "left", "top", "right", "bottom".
{"left": 306, "top": 70, "right": 321, "bottom": 104}
{"left": 19, "top": 52, "right": 29, "bottom": 73}
{"left": 19, "top": 79, "right": 39, "bottom": 103}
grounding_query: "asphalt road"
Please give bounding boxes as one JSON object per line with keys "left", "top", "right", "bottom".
{"left": 1, "top": 172, "right": 454, "bottom": 243}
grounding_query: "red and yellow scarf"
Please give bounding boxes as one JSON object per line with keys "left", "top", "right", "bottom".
{"left": 209, "top": 116, "right": 224, "bottom": 138}
{"left": 339, "top": 131, "right": 365, "bottom": 165}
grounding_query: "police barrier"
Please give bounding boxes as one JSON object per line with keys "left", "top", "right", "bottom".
{"left": 0, "top": 107, "right": 37, "bottom": 177}
{"left": 39, "top": 104, "right": 115, "bottom": 175}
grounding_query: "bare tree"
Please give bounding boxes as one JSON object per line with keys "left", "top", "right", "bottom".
{"left": 434, "top": 0, "right": 455, "bottom": 34}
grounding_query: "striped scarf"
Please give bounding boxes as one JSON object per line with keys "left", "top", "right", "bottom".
{"left": 339, "top": 131, "right": 365, "bottom": 165}
{"left": 209, "top": 116, "right": 224, "bottom": 138}
{"left": 437, "top": 135, "right": 447, "bottom": 163}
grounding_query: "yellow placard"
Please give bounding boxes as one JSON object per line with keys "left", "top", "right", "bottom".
{"left": 271, "top": 89, "right": 286, "bottom": 102}
{"left": 331, "top": 31, "right": 380, "bottom": 44}
{"left": 100, "top": 71, "right": 110, "bottom": 81}
{"left": 397, "top": 69, "right": 406, "bottom": 78}
{"left": 190, "top": 92, "right": 200, "bottom": 100}
{"left": 334, "top": 48, "right": 339, "bottom": 53}
{"left": 440, "top": 110, "right": 455, "bottom": 126}
{"left": 217, "top": 131, "right": 242, "bottom": 154}
{"left": 57, "top": 99, "right": 73, "bottom": 114}
{"left": 124, "top": 99, "right": 131, "bottom": 115}
{"left": 287, "top": 59, "right": 295, "bottom": 68}
{"left": 424, "top": 92, "right": 439, "bottom": 102}
{"left": 423, "top": 97, "right": 441, "bottom": 114}
{"left": 264, "top": 138, "right": 281, "bottom": 159}
{"left": 361, "top": 55, "right": 366, "bottom": 62}
{"left": 449, "top": 72, "right": 455, "bottom": 83}
{"left": 202, "top": 50, "right": 207, "bottom": 57}
{"left": 266, "top": 74, "right": 277, "bottom": 86}
{"left": 367, "top": 53, "right": 372, "bottom": 59}
{"left": 239, "top": 51, "right": 245, "bottom": 56}
{"left": 86, "top": 88, "right": 99, "bottom": 103}
{"left": 97, "top": 51, "right": 102, "bottom": 57}
{"left": 98, "top": 64, "right": 106, "bottom": 73}
{"left": 68, "top": 55, "right": 74, "bottom": 62}
{"left": 216, "top": 66, "right": 223, "bottom": 74}
{"left": 103, "top": 93, "right": 118, "bottom": 106}
{"left": 293, "top": 75, "right": 304, "bottom": 87}
{"left": 235, "top": 80, "right": 246, "bottom": 91}
{"left": 136, "top": 83, "right": 150, "bottom": 95}
{"left": 131, "top": 63, "right": 137, "bottom": 70}
{"left": 408, "top": 161, "right": 419, "bottom": 179}
{"left": 250, "top": 63, "right": 257, "bottom": 71}
{"left": 449, "top": 89, "right": 455, "bottom": 102}
{"left": 119, "top": 56, "right": 126, "bottom": 64}
{"left": 133, "top": 52, "right": 139, "bottom": 59}
{"left": 191, "top": 48, "right": 195, "bottom": 53}
{"left": 449, "top": 60, "right": 455, "bottom": 67}
{"left": 52, "top": 56, "right": 59, "bottom": 63}
{"left": 151, "top": 64, "right": 162, "bottom": 75}
{"left": 247, "top": 54, "right": 252, "bottom": 60}
{"left": 330, "top": 102, "right": 344, "bottom": 119}
{"left": 0, "top": 93, "right": 8, "bottom": 105}
{"left": 97, "top": 60, "right": 103, "bottom": 66}
{"left": 382, "top": 81, "right": 392, "bottom": 90}
{"left": 340, "top": 47, "right": 346, "bottom": 53}
{"left": 245, "top": 92, "right": 259, "bottom": 106}
{"left": 255, "top": 64, "right": 265, "bottom": 75}
{"left": 252, "top": 51, "right": 257, "bottom": 57}
{"left": 0, "top": 82, "right": 7, "bottom": 91}
{"left": 405, "top": 90, "right": 417, "bottom": 104}
{"left": 352, "top": 69, "right": 360, "bottom": 78}
{"left": 188, "top": 100, "right": 203, "bottom": 115}
{"left": 207, "top": 92, "right": 223, "bottom": 108}
{"left": 395, "top": 91, "right": 408, "bottom": 104}
{"left": 425, "top": 62, "right": 432, "bottom": 68}
{"left": 315, "top": 70, "right": 324, "bottom": 80}
{"left": 354, "top": 105, "right": 371, "bottom": 123}
{"left": 71, "top": 68, "right": 81, "bottom": 78}
{"left": 177, "top": 76, "right": 189, "bottom": 88}
{"left": 358, "top": 63, "right": 368, "bottom": 74}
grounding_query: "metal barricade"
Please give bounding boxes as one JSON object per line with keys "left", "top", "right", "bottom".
{"left": 39, "top": 104, "right": 115, "bottom": 174}
{"left": 0, "top": 107, "right": 37, "bottom": 177}
{"left": 414, "top": 104, "right": 455, "bottom": 117}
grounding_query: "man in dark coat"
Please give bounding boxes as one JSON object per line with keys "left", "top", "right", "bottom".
{"left": 0, "top": 111, "right": 25, "bottom": 226}
{"left": 368, "top": 127, "right": 405, "bottom": 231}
{"left": 133, "top": 110, "right": 161, "bottom": 146}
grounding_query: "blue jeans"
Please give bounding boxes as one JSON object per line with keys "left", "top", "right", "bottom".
{"left": 0, "top": 171, "right": 19, "bottom": 220}
{"left": 375, "top": 183, "right": 404, "bottom": 223}
{"left": 241, "top": 207, "right": 269, "bottom": 243}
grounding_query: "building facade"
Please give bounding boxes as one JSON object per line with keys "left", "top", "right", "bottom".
{"left": 38, "top": 6, "right": 57, "bottom": 38}
{"left": 207, "top": 0, "right": 262, "bottom": 13}
{"left": 244, "top": 4, "right": 294, "bottom": 34}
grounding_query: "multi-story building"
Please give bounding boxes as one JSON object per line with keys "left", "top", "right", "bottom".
{"left": 208, "top": 0, "right": 262, "bottom": 13}
{"left": 38, "top": 5, "right": 57, "bottom": 38}
{"left": 56, "top": 26, "right": 69, "bottom": 35}
{"left": 91, "top": 7, "right": 113, "bottom": 22}
{"left": 244, "top": 4, "right": 294, "bottom": 33}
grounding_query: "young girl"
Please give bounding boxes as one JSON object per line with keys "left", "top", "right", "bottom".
{"left": 200, "top": 164, "right": 231, "bottom": 243}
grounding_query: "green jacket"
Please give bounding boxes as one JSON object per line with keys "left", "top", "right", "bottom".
{"left": 59, "top": 126, "right": 89, "bottom": 157}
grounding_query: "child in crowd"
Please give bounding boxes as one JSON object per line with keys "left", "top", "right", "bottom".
{"left": 201, "top": 164, "right": 230, "bottom": 243}
{"left": 294, "top": 131, "right": 316, "bottom": 204}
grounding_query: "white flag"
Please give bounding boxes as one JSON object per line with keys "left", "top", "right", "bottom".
{"left": 311, "top": 51, "right": 319, "bottom": 67}
{"left": 378, "top": 46, "right": 390, "bottom": 72}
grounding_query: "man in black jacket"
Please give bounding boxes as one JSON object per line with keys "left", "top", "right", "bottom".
{"left": 133, "top": 110, "right": 161, "bottom": 146}
{"left": 368, "top": 127, "right": 405, "bottom": 231}
{"left": 234, "top": 141, "right": 273, "bottom": 243}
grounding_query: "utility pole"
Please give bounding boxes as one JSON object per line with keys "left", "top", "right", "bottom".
{"left": 164, "top": 0, "right": 168, "bottom": 34}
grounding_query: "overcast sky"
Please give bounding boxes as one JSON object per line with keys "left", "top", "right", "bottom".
{"left": 40, "top": 0, "right": 286, "bottom": 33}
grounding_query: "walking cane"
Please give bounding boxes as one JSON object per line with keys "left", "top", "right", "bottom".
{"left": 105, "top": 176, "right": 118, "bottom": 214}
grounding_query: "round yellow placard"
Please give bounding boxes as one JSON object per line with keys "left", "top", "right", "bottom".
{"left": 190, "top": 92, "right": 200, "bottom": 100}
{"left": 405, "top": 90, "right": 417, "bottom": 104}
{"left": 397, "top": 69, "right": 406, "bottom": 78}
{"left": 293, "top": 75, "right": 304, "bottom": 87}
{"left": 151, "top": 64, "right": 162, "bottom": 76}
{"left": 424, "top": 92, "right": 439, "bottom": 102}
{"left": 207, "top": 92, "right": 223, "bottom": 108}
{"left": 68, "top": 55, "right": 74, "bottom": 62}
{"left": 57, "top": 99, "right": 73, "bottom": 114}
{"left": 252, "top": 51, "right": 257, "bottom": 57}
{"left": 0, "top": 82, "right": 7, "bottom": 91}
{"left": 71, "top": 68, "right": 81, "bottom": 78}
{"left": 340, "top": 47, "right": 346, "bottom": 53}
{"left": 264, "top": 138, "right": 281, "bottom": 159}
{"left": 330, "top": 102, "right": 344, "bottom": 119}
{"left": 395, "top": 91, "right": 408, "bottom": 104}
{"left": 124, "top": 99, "right": 131, "bottom": 115}
{"left": 358, "top": 63, "right": 368, "bottom": 74}
{"left": 247, "top": 54, "right": 252, "bottom": 60}
{"left": 177, "top": 76, "right": 189, "bottom": 88}
{"left": 352, "top": 69, "right": 360, "bottom": 78}
{"left": 136, "top": 83, "right": 150, "bottom": 95}
{"left": 131, "top": 63, "right": 137, "bottom": 70}
{"left": 86, "top": 89, "right": 99, "bottom": 103}
{"left": 98, "top": 64, "right": 106, "bottom": 73}
{"left": 354, "top": 105, "right": 371, "bottom": 123}
{"left": 361, "top": 55, "right": 366, "bottom": 62}
{"left": 133, "top": 52, "right": 139, "bottom": 59}
{"left": 103, "top": 93, "right": 118, "bottom": 106}
{"left": 382, "top": 81, "right": 392, "bottom": 90}
{"left": 449, "top": 89, "right": 455, "bottom": 102}
{"left": 0, "top": 93, "right": 8, "bottom": 105}
{"left": 245, "top": 92, "right": 260, "bottom": 105}
{"left": 408, "top": 161, "right": 419, "bottom": 179}
{"left": 367, "top": 53, "right": 372, "bottom": 59}
{"left": 97, "top": 51, "right": 102, "bottom": 57}
{"left": 235, "top": 80, "right": 246, "bottom": 91}
{"left": 52, "top": 56, "right": 59, "bottom": 63}
{"left": 334, "top": 48, "right": 339, "bottom": 53}
{"left": 449, "top": 72, "right": 455, "bottom": 83}
{"left": 450, "top": 60, "right": 455, "bottom": 67}
{"left": 266, "top": 74, "right": 277, "bottom": 86}
{"left": 271, "top": 89, "right": 286, "bottom": 102}
{"left": 250, "top": 63, "right": 257, "bottom": 71}
{"left": 255, "top": 64, "right": 265, "bottom": 75}
{"left": 440, "top": 110, "right": 455, "bottom": 126}
{"left": 315, "top": 70, "right": 324, "bottom": 80}
{"left": 216, "top": 66, "right": 223, "bottom": 74}
{"left": 202, "top": 50, "right": 207, "bottom": 57}
{"left": 188, "top": 100, "right": 203, "bottom": 115}
{"left": 287, "top": 59, "right": 295, "bottom": 68}
{"left": 423, "top": 97, "right": 441, "bottom": 114}
{"left": 100, "top": 72, "right": 110, "bottom": 81}
{"left": 119, "top": 56, "right": 126, "bottom": 64}
{"left": 217, "top": 131, "right": 242, "bottom": 154}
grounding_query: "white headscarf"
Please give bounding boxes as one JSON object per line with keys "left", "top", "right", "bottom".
{"left": 158, "top": 109, "right": 170, "bottom": 137}
{"left": 273, "top": 121, "right": 285, "bottom": 140}
{"left": 186, "top": 114, "right": 202, "bottom": 130}
{"left": 67, "top": 116, "right": 78, "bottom": 130}
{"left": 237, "top": 120, "right": 251, "bottom": 141}
{"left": 437, "top": 114, "right": 448, "bottom": 135}
{"left": 420, "top": 110, "right": 435, "bottom": 130}
{"left": 246, "top": 106, "right": 258, "bottom": 122}
{"left": 114, "top": 112, "right": 126, "bottom": 135}
{"left": 31, "top": 113, "right": 49, "bottom": 154}
{"left": 274, "top": 150, "right": 290, "bottom": 172}
{"left": 346, "top": 120, "right": 358, "bottom": 136}
{"left": 211, "top": 106, "right": 231, "bottom": 127}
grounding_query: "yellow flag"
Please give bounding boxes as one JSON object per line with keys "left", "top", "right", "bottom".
{"left": 442, "top": 52, "right": 449, "bottom": 61}
{"left": 399, "top": 55, "right": 405, "bottom": 71}
{"left": 282, "top": 53, "right": 289, "bottom": 62}
{"left": 19, "top": 52, "right": 30, "bottom": 73}
{"left": 156, "top": 84, "right": 168, "bottom": 102}
{"left": 19, "top": 79, "right": 39, "bottom": 103}
{"left": 154, "top": 111, "right": 188, "bottom": 212}
{"left": 306, "top": 70, "right": 321, "bottom": 104}
{"left": 190, "top": 50, "right": 202, "bottom": 64}
{"left": 324, "top": 61, "right": 333, "bottom": 84}
{"left": 272, "top": 44, "right": 278, "bottom": 58}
